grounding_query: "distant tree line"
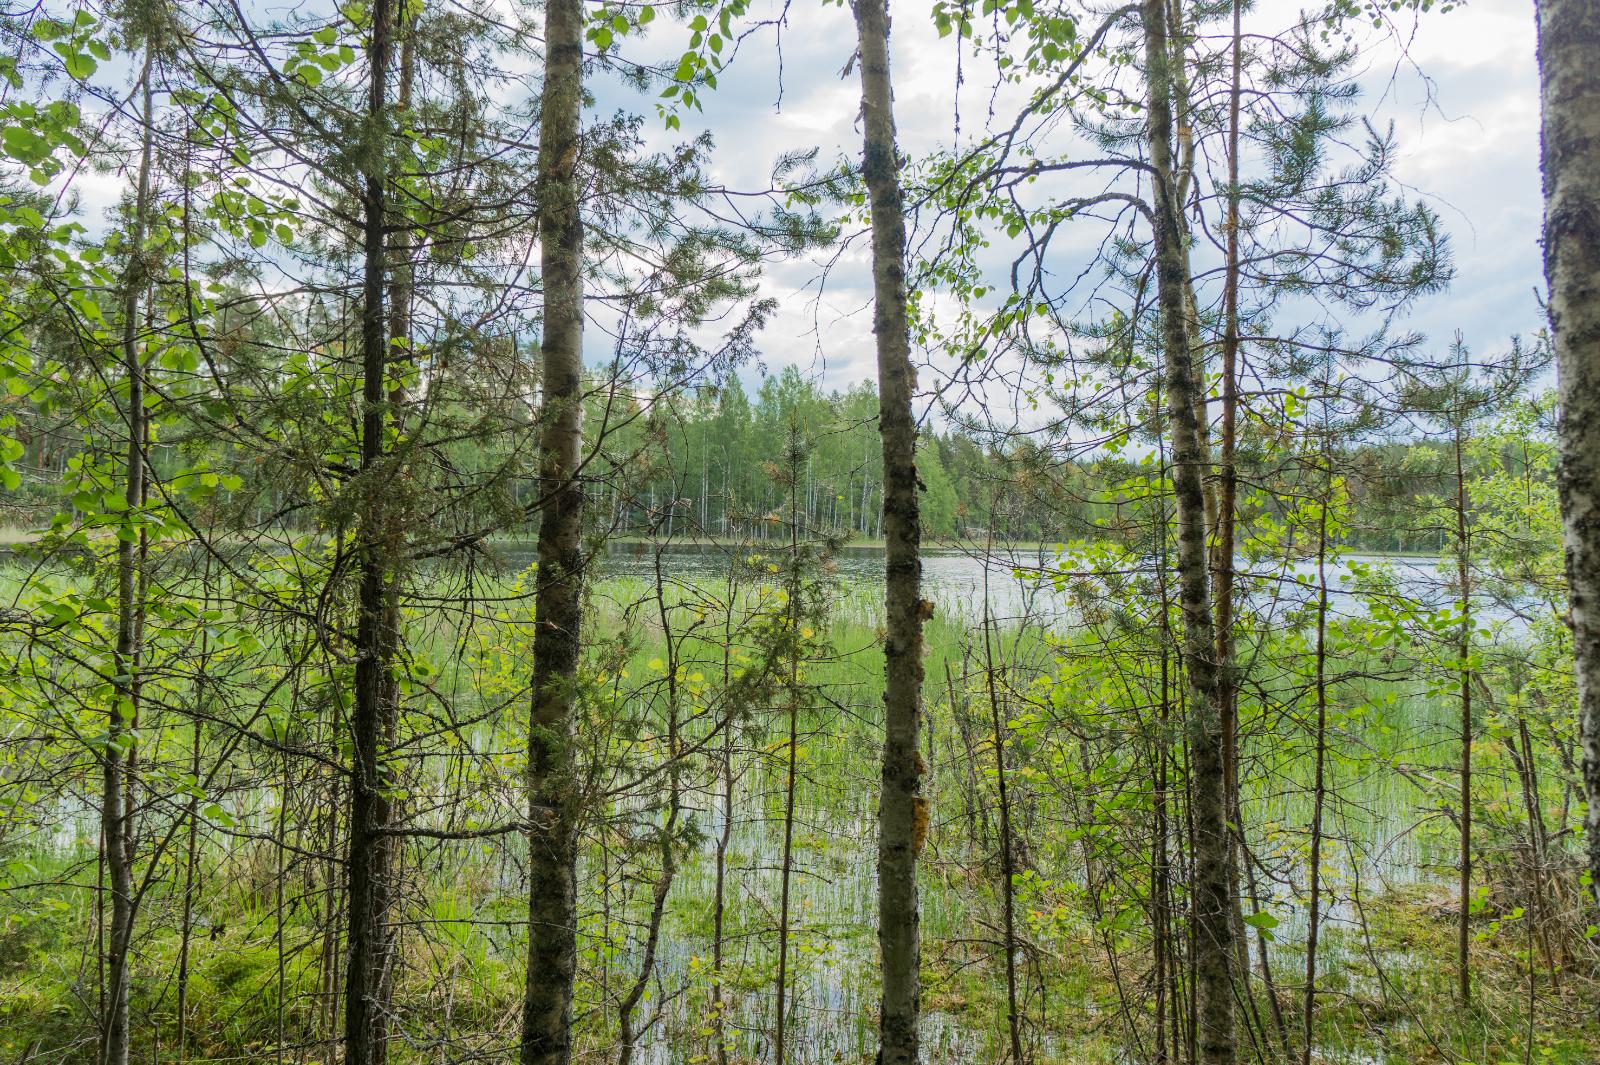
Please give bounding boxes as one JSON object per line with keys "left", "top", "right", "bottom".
{"left": 0, "top": 356, "right": 1547, "bottom": 555}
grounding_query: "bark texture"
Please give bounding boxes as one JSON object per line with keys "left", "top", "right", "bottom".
{"left": 521, "top": 0, "right": 585, "bottom": 1059}
{"left": 1537, "top": 0, "right": 1600, "bottom": 910}
{"left": 851, "top": 0, "right": 926, "bottom": 1061}
{"left": 344, "top": 1, "right": 400, "bottom": 1061}
{"left": 1141, "top": 1, "right": 1236, "bottom": 1061}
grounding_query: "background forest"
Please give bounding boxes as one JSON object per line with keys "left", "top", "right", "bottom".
{"left": 0, "top": 1, "right": 1597, "bottom": 1065}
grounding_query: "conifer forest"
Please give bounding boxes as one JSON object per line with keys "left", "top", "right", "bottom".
{"left": 3, "top": 0, "right": 1600, "bottom": 1062}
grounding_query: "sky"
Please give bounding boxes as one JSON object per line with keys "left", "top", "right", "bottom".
{"left": 601, "top": 0, "right": 1548, "bottom": 396}
{"left": 57, "top": 0, "right": 1547, "bottom": 401}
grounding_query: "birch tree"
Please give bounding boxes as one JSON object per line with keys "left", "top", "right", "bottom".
{"left": 1537, "top": 0, "right": 1600, "bottom": 910}
{"left": 1139, "top": 1, "right": 1236, "bottom": 1059}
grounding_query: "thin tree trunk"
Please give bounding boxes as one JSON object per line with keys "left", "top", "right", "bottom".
{"left": 1510, "top": 718, "right": 1558, "bottom": 986}
{"left": 1454, "top": 427, "right": 1474, "bottom": 1006}
{"left": 1141, "top": 2, "right": 1235, "bottom": 1061}
{"left": 981, "top": 533, "right": 1025, "bottom": 1063}
{"left": 850, "top": 1, "right": 925, "bottom": 1061}
{"left": 521, "top": 0, "right": 585, "bottom": 1058}
{"left": 275, "top": 756, "right": 289, "bottom": 1064}
{"left": 1153, "top": 641, "right": 1176, "bottom": 1065}
{"left": 1152, "top": 436, "right": 1181, "bottom": 1065}
{"left": 1167, "top": 0, "right": 1218, "bottom": 541}
{"left": 1535, "top": 0, "right": 1600, "bottom": 916}
{"left": 102, "top": 45, "right": 156, "bottom": 1065}
{"left": 344, "top": 0, "right": 400, "bottom": 1060}
{"left": 1214, "top": 0, "right": 1244, "bottom": 946}
{"left": 710, "top": 738, "right": 732, "bottom": 1061}
{"left": 322, "top": 769, "right": 344, "bottom": 1053}
{"left": 177, "top": 554, "right": 217, "bottom": 1065}
{"left": 618, "top": 549, "right": 683, "bottom": 1065}
{"left": 773, "top": 676, "right": 799, "bottom": 1065}
{"left": 773, "top": 434, "right": 803, "bottom": 1065}
{"left": 1301, "top": 449, "right": 1332, "bottom": 1065}
{"left": 175, "top": 715, "right": 199, "bottom": 1064}
{"left": 1210, "top": 3, "right": 1277, "bottom": 1050}
{"left": 387, "top": 8, "right": 416, "bottom": 419}
{"left": 711, "top": 557, "right": 737, "bottom": 1065}
{"left": 945, "top": 658, "right": 982, "bottom": 849}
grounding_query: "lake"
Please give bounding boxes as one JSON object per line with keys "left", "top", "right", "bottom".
{"left": 486, "top": 539, "right": 1494, "bottom": 631}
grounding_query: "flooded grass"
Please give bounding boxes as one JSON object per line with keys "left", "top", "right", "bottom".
{"left": 0, "top": 558, "right": 1594, "bottom": 1064}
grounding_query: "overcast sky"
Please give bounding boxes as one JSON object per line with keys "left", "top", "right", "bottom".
{"left": 602, "top": 0, "right": 1546, "bottom": 395}
{"left": 66, "top": 0, "right": 1542, "bottom": 397}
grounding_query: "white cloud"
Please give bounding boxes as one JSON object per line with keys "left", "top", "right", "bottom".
{"left": 633, "top": 0, "right": 1545, "bottom": 392}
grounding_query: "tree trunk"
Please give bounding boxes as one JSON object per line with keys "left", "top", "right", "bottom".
{"left": 1454, "top": 427, "right": 1474, "bottom": 1005}
{"left": 716, "top": 681, "right": 732, "bottom": 1061}
{"left": 344, "top": 0, "right": 400, "bottom": 1060}
{"left": 1302, "top": 447, "right": 1332, "bottom": 1065}
{"left": 850, "top": 1, "right": 926, "bottom": 1062}
{"left": 711, "top": 556, "right": 737, "bottom": 1065}
{"left": 102, "top": 45, "right": 155, "bottom": 1065}
{"left": 1141, "top": 1, "right": 1236, "bottom": 1061}
{"left": 1536, "top": 0, "right": 1600, "bottom": 914}
{"left": 618, "top": 550, "right": 684, "bottom": 1065}
{"left": 521, "top": 0, "right": 585, "bottom": 1057}
{"left": 1213, "top": 0, "right": 1243, "bottom": 902}
{"left": 175, "top": 716, "right": 199, "bottom": 1064}
{"left": 983, "top": 602, "right": 1025, "bottom": 1064}
{"left": 773, "top": 435, "right": 804, "bottom": 1065}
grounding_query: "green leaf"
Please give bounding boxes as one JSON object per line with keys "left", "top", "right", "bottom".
{"left": 2, "top": 125, "right": 50, "bottom": 165}
{"left": 61, "top": 49, "right": 97, "bottom": 81}
{"left": 202, "top": 802, "right": 236, "bottom": 827}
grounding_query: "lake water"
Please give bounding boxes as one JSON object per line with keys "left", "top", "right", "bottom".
{"left": 488, "top": 540, "right": 1492, "bottom": 632}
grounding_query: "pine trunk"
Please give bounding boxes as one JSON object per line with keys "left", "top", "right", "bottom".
{"left": 851, "top": 0, "right": 926, "bottom": 1062}
{"left": 521, "top": 0, "right": 585, "bottom": 1058}
{"left": 344, "top": 0, "right": 400, "bottom": 1060}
